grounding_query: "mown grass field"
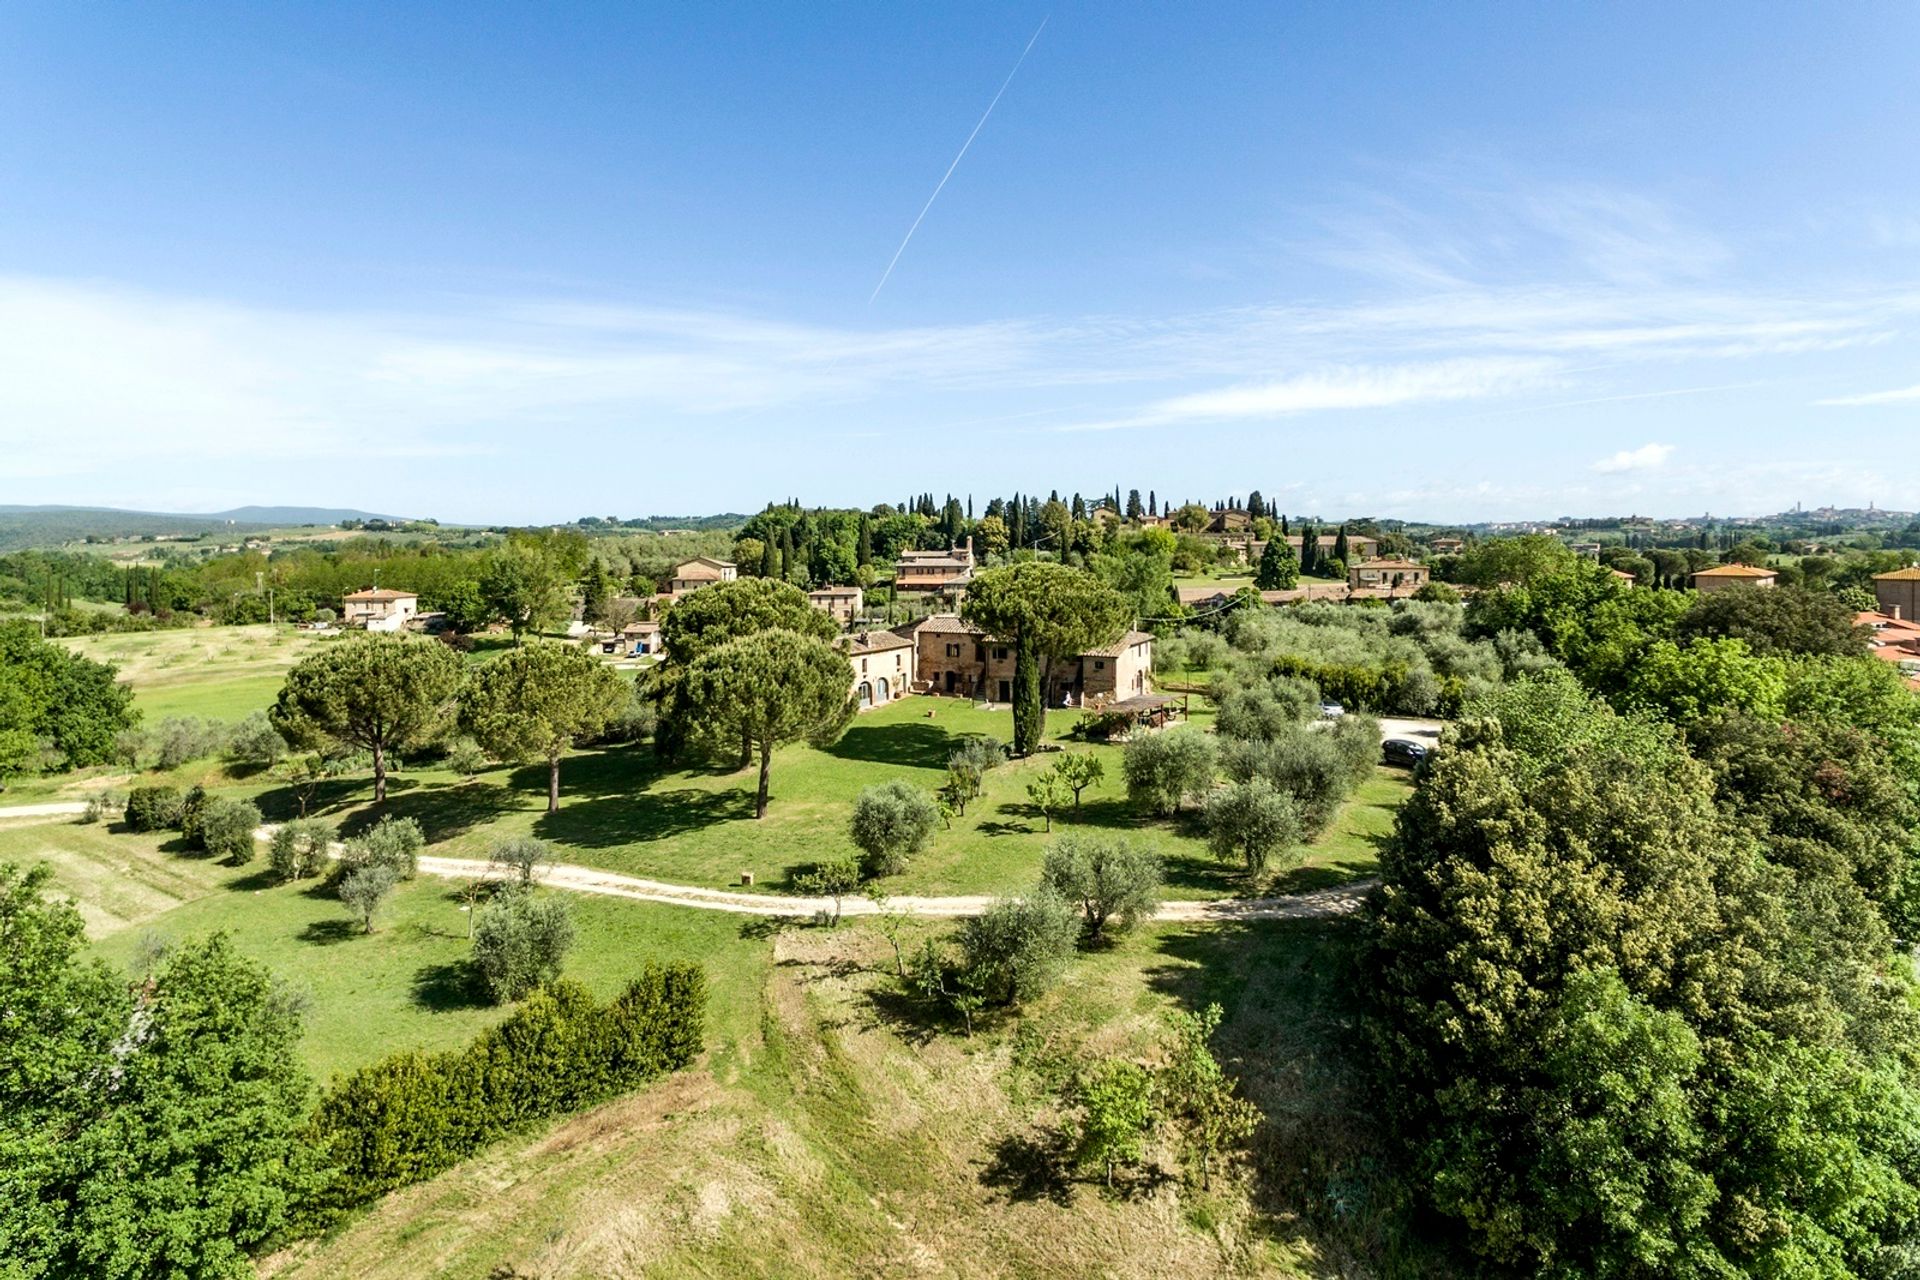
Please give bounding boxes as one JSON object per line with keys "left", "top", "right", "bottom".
{"left": 7, "top": 818, "right": 766, "bottom": 1083}
{"left": 260, "top": 696, "right": 1407, "bottom": 903}
{"left": 61, "top": 623, "right": 332, "bottom": 720}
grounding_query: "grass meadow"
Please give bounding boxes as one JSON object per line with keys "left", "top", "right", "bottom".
{"left": 11, "top": 622, "right": 1419, "bottom": 1277}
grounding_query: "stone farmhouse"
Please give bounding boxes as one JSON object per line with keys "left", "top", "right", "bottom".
{"left": 1690, "top": 564, "right": 1778, "bottom": 593}
{"left": 1347, "top": 559, "right": 1429, "bottom": 590}
{"left": 342, "top": 588, "right": 418, "bottom": 631}
{"left": 1287, "top": 533, "right": 1379, "bottom": 561}
{"left": 894, "top": 540, "right": 975, "bottom": 596}
{"left": 899, "top": 614, "right": 1152, "bottom": 706}
{"left": 840, "top": 629, "right": 917, "bottom": 710}
{"left": 807, "top": 585, "right": 864, "bottom": 625}
{"left": 667, "top": 557, "right": 737, "bottom": 597}
{"left": 1874, "top": 567, "right": 1920, "bottom": 621}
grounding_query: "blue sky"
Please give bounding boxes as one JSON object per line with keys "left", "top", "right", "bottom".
{"left": 2, "top": 1, "right": 1917, "bottom": 524}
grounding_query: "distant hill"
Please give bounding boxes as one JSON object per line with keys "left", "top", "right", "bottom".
{"left": 0, "top": 504, "right": 417, "bottom": 551}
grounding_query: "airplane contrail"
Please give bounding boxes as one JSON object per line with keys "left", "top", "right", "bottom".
{"left": 869, "top": 15, "right": 1050, "bottom": 303}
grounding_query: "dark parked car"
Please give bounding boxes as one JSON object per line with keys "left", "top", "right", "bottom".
{"left": 1382, "top": 738, "right": 1430, "bottom": 768}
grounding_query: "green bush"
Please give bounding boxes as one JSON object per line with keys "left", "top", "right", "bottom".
{"left": 176, "top": 785, "right": 210, "bottom": 844}
{"left": 957, "top": 888, "right": 1080, "bottom": 1006}
{"left": 198, "top": 796, "right": 262, "bottom": 863}
{"left": 305, "top": 966, "right": 706, "bottom": 1216}
{"left": 849, "top": 779, "right": 940, "bottom": 876}
{"left": 1040, "top": 834, "right": 1162, "bottom": 942}
{"left": 225, "top": 711, "right": 286, "bottom": 766}
{"left": 270, "top": 818, "right": 335, "bottom": 881}
{"left": 126, "top": 785, "right": 183, "bottom": 832}
{"left": 1122, "top": 728, "right": 1217, "bottom": 815}
{"left": 338, "top": 814, "right": 425, "bottom": 880}
{"left": 471, "top": 891, "right": 576, "bottom": 1002}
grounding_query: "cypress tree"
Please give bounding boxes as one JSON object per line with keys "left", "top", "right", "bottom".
{"left": 760, "top": 536, "right": 779, "bottom": 579}
{"left": 856, "top": 516, "right": 872, "bottom": 567}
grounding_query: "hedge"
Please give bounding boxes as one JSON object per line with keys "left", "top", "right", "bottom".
{"left": 304, "top": 964, "right": 705, "bottom": 1215}
{"left": 125, "top": 785, "right": 183, "bottom": 832}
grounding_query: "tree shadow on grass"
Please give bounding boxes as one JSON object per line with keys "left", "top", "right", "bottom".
{"left": 299, "top": 919, "right": 361, "bottom": 945}
{"left": 1270, "top": 862, "right": 1376, "bottom": 894}
{"left": 1142, "top": 917, "right": 1404, "bottom": 1258}
{"left": 978, "top": 1128, "right": 1077, "bottom": 1206}
{"left": 411, "top": 960, "right": 488, "bottom": 1012}
{"left": 250, "top": 777, "right": 367, "bottom": 824}
{"left": 827, "top": 721, "right": 957, "bottom": 771}
{"left": 228, "top": 868, "right": 282, "bottom": 893}
{"left": 337, "top": 781, "right": 515, "bottom": 844}
{"left": 533, "top": 786, "right": 756, "bottom": 849}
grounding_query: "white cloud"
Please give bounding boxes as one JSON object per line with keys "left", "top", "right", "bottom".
{"left": 1057, "top": 356, "right": 1559, "bottom": 431}
{"left": 1817, "top": 382, "right": 1920, "bottom": 406}
{"left": 1593, "top": 443, "right": 1675, "bottom": 473}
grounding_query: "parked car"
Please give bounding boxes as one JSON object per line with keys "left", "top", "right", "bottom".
{"left": 1318, "top": 701, "right": 1345, "bottom": 720}
{"left": 1382, "top": 738, "right": 1430, "bottom": 768}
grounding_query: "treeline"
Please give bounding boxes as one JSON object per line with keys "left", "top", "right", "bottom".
{"left": 1347, "top": 549, "right": 1920, "bottom": 1272}
{"left": 0, "top": 867, "right": 707, "bottom": 1278}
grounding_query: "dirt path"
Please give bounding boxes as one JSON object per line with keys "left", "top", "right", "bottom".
{"left": 411, "top": 850, "right": 1374, "bottom": 923}
{"left": 0, "top": 802, "right": 90, "bottom": 820}
{"left": 0, "top": 804, "right": 1373, "bottom": 923}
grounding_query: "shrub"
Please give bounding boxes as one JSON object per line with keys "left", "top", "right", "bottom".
{"left": 80, "top": 790, "right": 126, "bottom": 823}
{"left": 850, "top": 779, "right": 940, "bottom": 876}
{"left": 126, "top": 785, "right": 183, "bottom": 832}
{"left": 176, "top": 785, "right": 210, "bottom": 844}
{"left": 445, "top": 737, "right": 489, "bottom": 779}
{"left": 471, "top": 892, "right": 576, "bottom": 1003}
{"left": 488, "top": 834, "right": 554, "bottom": 888}
{"left": 339, "top": 814, "right": 425, "bottom": 880}
{"left": 1122, "top": 729, "right": 1217, "bottom": 815}
{"left": 338, "top": 864, "right": 401, "bottom": 934}
{"left": 305, "top": 967, "right": 705, "bottom": 1216}
{"left": 1040, "top": 834, "right": 1162, "bottom": 942}
{"left": 269, "top": 818, "right": 335, "bottom": 880}
{"left": 1219, "top": 717, "right": 1375, "bottom": 836}
{"left": 957, "top": 888, "right": 1080, "bottom": 1006}
{"left": 198, "top": 796, "right": 262, "bottom": 863}
{"left": 153, "top": 716, "right": 224, "bottom": 770}
{"left": 1213, "top": 675, "right": 1319, "bottom": 740}
{"left": 1204, "top": 777, "right": 1301, "bottom": 874}
{"left": 226, "top": 711, "right": 287, "bottom": 766}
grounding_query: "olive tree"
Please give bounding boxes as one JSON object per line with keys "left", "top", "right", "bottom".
{"left": 1122, "top": 729, "right": 1217, "bottom": 815}
{"left": 1203, "top": 777, "right": 1300, "bottom": 874}
{"left": 1040, "top": 834, "right": 1162, "bottom": 942}
{"left": 683, "top": 628, "right": 855, "bottom": 818}
{"left": 963, "top": 563, "right": 1131, "bottom": 756}
{"left": 268, "top": 818, "right": 334, "bottom": 881}
{"left": 337, "top": 864, "right": 400, "bottom": 934}
{"left": 270, "top": 634, "right": 463, "bottom": 803}
{"left": 849, "top": 779, "right": 940, "bottom": 876}
{"left": 957, "top": 887, "right": 1080, "bottom": 1006}
{"left": 461, "top": 640, "right": 629, "bottom": 812}
{"left": 470, "top": 891, "right": 575, "bottom": 1002}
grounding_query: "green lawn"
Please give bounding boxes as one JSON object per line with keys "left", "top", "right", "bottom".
{"left": 268, "top": 697, "right": 1405, "bottom": 903}
{"left": 62, "top": 624, "right": 331, "bottom": 721}
{"left": 6, "top": 818, "right": 768, "bottom": 1083}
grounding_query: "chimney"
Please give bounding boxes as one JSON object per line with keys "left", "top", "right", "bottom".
{"left": 1895, "top": 606, "right": 1904, "bottom": 622}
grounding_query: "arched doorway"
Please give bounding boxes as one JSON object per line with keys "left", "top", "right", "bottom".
{"left": 876, "top": 677, "right": 890, "bottom": 703}
{"left": 858, "top": 681, "right": 873, "bottom": 708}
